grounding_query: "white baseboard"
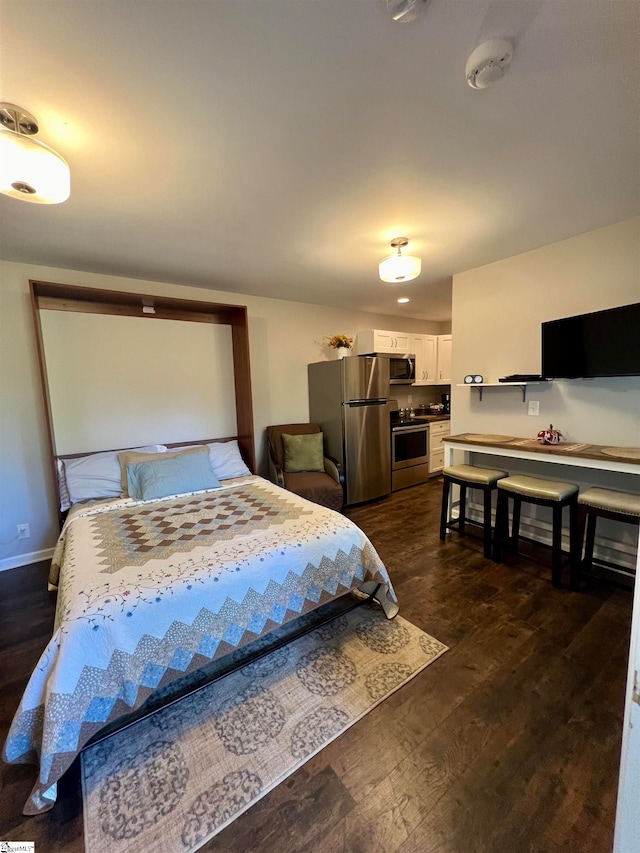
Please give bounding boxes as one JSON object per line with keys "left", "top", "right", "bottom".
{"left": 463, "top": 501, "right": 637, "bottom": 572}
{"left": 0, "top": 547, "right": 55, "bottom": 572}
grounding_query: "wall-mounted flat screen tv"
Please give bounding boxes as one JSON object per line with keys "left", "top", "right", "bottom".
{"left": 541, "top": 302, "right": 640, "bottom": 379}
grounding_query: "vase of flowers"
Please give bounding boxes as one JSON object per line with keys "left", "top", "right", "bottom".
{"left": 326, "top": 333, "right": 354, "bottom": 359}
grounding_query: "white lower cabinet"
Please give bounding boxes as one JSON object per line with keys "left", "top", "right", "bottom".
{"left": 429, "top": 420, "right": 450, "bottom": 475}
{"left": 430, "top": 448, "right": 445, "bottom": 472}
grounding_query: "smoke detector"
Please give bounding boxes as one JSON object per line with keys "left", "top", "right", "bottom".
{"left": 465, "top": 39, "right": 514, "bottom": 89}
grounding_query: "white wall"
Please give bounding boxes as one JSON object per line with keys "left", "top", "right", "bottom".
{"left": 0, "top": 260, "right": 445, "bottom": 568}
{"left": 450, "top": 217, "right": 640, "bottom": 570}
{"left": 451, "top": 217, "right": 640, "bottom": 444}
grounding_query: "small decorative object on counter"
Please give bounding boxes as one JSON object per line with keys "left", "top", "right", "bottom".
{"left": 537, "top": 424, "right": 563, "bottom": 445}
{"left": 325, "top": 333, "right": 354, "bottom": 359}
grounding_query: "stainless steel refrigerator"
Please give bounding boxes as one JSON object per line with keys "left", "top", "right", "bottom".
{"left": 308, "top": 356, "right": 390, "bottom": 505}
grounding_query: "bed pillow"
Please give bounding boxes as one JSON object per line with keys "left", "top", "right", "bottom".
{"left": 126, "top": 451, "right": 221, "bottom": 501}
{"left": 118, "top": 445, "right": 208, "bottom": 495}
{"left": 170, "top": 440, "right": 251, "bottom": 479}
{"left": 282, "top": 432, "right": 324, "bottom": 473}
{"left": 207, "top": 440, "right": 251, "bottom": 479}
{"left": 63, "top": 445, "right": 166, "bottom": 504}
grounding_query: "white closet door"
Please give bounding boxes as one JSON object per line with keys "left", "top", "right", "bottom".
{"left": 614, "top": 541, "right": 640, "bottom": 853}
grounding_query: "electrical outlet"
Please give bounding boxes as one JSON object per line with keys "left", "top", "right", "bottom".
{"left": 527, "top": 401, "right": 540, "bottom": 416}
{"left": 407, "top": 395, "right": 413, "bottom": 406}
{"left": 17, "top": 523, "right": 30, "bottom": 540}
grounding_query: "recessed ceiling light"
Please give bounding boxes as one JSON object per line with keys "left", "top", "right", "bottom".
{"left": 397, "top": 297, "right": 410, "bottom": 304}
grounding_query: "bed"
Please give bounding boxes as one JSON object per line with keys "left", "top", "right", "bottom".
{"left": 3, "top": 441, "right": 398, "bottom": 815}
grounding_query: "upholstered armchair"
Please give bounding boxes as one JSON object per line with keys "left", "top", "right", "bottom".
{"left": 266, "top": 423, "right": 344, "bottom": 512}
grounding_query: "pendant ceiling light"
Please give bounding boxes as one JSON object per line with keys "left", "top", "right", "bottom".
{"left": 0, "top": 103, "right": 70, "bottom": 204}
{"left": 379, "top": 237, "right": 421, "bottom": 283}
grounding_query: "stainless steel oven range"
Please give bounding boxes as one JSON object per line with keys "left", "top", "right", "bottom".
{"left": 391, "top": 419, "right": 430, "bottom": 491}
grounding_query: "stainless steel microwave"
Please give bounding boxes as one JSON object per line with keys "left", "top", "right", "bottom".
{"left": 367, "top": 353, "right": 415, "bottom": 384}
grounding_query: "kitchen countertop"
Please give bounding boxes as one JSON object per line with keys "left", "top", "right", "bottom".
{"left": 391, "top": 414, "right": 450, "bottom": 427}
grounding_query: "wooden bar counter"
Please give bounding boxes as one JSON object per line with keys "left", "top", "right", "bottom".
{"left": 444, "top": 433, "right": 640, "bottom": 477}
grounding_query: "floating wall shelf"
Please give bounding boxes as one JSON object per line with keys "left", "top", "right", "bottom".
{"left": 456, "top": 382, "right": 543, "bottom": 402}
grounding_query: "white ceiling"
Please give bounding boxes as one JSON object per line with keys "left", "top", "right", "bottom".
{"left": 1, "top": 0, "right": 638, "bottom": 321}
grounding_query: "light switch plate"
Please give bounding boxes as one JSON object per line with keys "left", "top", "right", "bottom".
{"left": 528, "top": 400, "right": 540, "bottom": 416}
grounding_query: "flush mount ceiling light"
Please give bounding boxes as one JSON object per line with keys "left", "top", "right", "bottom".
{"left": 397, "top": 297, "right": 410, "bottom": 304}
{"left": 386, "top": 0, "right": 430, "bottom": 23}
{"left": 0, "top": 103, "right": 70, "bottom": 203}
{"left": 379, "top": 237, "right": 421, "bottom": 283}
{"left": 465, "top": 39, "right": 514, "bottom": 90}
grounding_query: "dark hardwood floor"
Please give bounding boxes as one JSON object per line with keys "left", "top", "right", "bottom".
{"left": 0, "top": 478, "right": 632, "bottom": 852}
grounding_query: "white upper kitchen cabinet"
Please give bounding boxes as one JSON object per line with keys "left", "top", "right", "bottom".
{"left": 356, "top": 330, "right": 452, "bottom": 384}
{"left": 412, "top": 334, "right": 437, "bottom": 383}
{"left": 410, "top": 335, "right": 423, "bottom": 380}
{"left": 437, "top": 335, "right": 452, "bottom": 383}
{"left": 356, "top": 329, "right": 412, "bottom": 355}
{"left": 413, "top": 334, "right": 451, "bottom": 385}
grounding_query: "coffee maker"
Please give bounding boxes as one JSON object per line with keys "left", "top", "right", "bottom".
{"left": 441, "top": 393, "right": 450, "bottom": 414}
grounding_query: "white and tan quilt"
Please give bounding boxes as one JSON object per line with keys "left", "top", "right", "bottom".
{"left": 3, "top": 475, "right": 397, "bottom": 815}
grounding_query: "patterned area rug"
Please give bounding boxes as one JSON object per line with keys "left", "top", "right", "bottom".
{"left": 82, "top": 604, "right": 447, "bottom": 853}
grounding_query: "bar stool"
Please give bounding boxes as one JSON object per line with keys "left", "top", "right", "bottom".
{"left": 440, "top": 464, "right": 508, "bottom": 558}
{"left": 492, "top": 475, "right": 579, "bottom": 588}
{"left": 571, "top": 487, "right": 640, "bottom": 589}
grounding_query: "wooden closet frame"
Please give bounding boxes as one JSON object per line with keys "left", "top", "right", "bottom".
{"left": 30, "top": 279, "right": 255, "bottom": 525}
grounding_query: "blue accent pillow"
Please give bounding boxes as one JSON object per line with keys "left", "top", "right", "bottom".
{"left": 127, "top": 452, "right": 221, "bottom": 501}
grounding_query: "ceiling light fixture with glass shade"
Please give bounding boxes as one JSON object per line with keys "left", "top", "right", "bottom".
{"left": 379, "top": 237, "right": 421, "bottom": 283}
{"left": 387, "top": 0, "right": 430, "bottom": 23}
{"left": 0, "top": 103, "right": 70, "bottom": 204}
